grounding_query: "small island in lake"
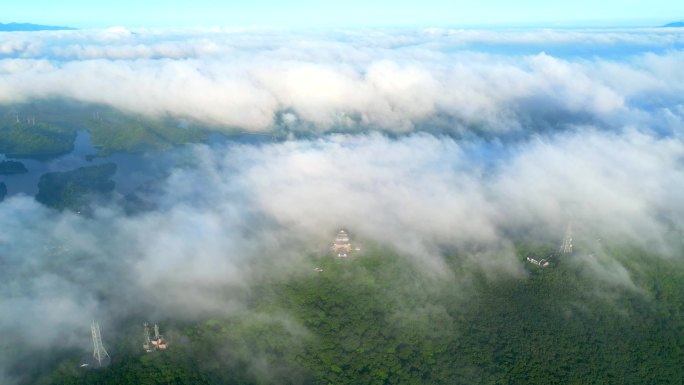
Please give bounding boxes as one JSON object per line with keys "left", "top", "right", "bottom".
{"left": 0, "top": 160, "right": 28, "bottom": 175}
{"left": 35, "top": 163, "right": 117, "bottom": 211}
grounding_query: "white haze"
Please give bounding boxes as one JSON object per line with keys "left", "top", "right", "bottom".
{"left": 0, "top": 28, "right": 683, "bottom": 132}
{"left": 1, "top": 27, "right": 684, "bottom": 383}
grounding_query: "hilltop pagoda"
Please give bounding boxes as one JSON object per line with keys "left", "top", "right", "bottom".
{"left": 331, "top": 229, "right": 353, "bottom": 257}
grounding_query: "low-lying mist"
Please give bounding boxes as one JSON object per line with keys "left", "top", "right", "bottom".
{"left": 1, "top": 26, "right": 684, "bottom": 384}
{"left": 2, "top": 126, "right": 684, "bottom": 382}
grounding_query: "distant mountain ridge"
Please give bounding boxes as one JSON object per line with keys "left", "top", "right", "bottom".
{"left": 662, "top": 21, "right": 684, "bottom": 28}
{"left": 0, "top": 22, "right": 75, "bottom": 31}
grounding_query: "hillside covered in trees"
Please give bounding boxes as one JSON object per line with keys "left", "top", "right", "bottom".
{"left": 26, "top": 243, "right": 684, "bottom": 385}
{"left": 0, "top": 102, "right": 208, "bottom": 159}
{"left": 35, "top": 163, "right": 117, "bottom": 211}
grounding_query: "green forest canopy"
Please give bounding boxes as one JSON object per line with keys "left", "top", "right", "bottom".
{"left": 0, "top": 102, "right": 207, "bottom": 159}
{"left": 33, "top": 243, "right": 684, "bottom": 385}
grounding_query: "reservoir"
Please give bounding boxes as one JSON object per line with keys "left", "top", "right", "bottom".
{"left": 0, "top": 130, "right": 276, "bottom": 197}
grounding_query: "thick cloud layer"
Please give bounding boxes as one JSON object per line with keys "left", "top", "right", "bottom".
{"left": 0, "top": 28, "right": 683, "bottom": 133}
{"left": 2, "top": 129, "right": 684, "bottom": 364}
{"left": 1, "top": 27, "right": 684, "bottom": 383}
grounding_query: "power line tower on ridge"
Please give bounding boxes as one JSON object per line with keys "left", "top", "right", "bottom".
{"left": 559, "top": 224, "right": 573, "bottom": 255}
{"left": 143, "top": 322, "right": 153, "bottom": 352}
{"left": 142, "top": 322, "right": 169, "bottom": 352}
{"left": 91, "top": 320, "right": 110, "bottom": 367}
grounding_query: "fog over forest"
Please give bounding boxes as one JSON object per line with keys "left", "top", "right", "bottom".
{"left": 1, "top": 26, "right": 684, "bottom": 384}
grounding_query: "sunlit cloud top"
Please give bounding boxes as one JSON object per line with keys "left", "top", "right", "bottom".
{"left": 0, "top": 27, "right": 683, "bottom": 135}
{"left": 1, "top": 20, "right": 684, "bottom": 385}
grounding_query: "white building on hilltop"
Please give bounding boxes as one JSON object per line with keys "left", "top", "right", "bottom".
{"left": 526, "top": 255, "right": 549, "bottom": 267}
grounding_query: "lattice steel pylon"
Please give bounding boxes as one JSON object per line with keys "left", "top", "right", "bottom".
{"left": 559, "top": 224, "right": 573, "bottom": 255}
{"left": 91, "top": 320, "right": 110, "bottom": 367}
{"left": 143, "top": 322, "right": 152, "bottom": 351}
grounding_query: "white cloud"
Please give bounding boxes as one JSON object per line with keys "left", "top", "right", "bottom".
{"left": 1, "top": 27, "right": 684, "bottom": 382}
{"left": 0, "top": 28, "right": 682, "bottom": 133}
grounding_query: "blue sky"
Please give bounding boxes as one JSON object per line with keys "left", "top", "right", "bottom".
{"left": 1, "top": 0, "right": 682, "bottom": 28}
